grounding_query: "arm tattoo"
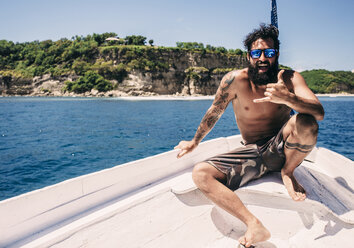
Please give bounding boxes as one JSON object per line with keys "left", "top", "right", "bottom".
{"left": 213, "top": 76, "right": 234, "bottom": 107}
{"left": 285, "top": 141, "right": 316, "bottom": 153}
{"left": 194, "top": 132, "right": 203, "bottom": 143}
{"left": 194, "top": 106, "right": 224, "bottom": 142}
{"left": 193, "top": 75, "right": 234, "bottom": 143}
{"left": 205, "top": 115, "right": 219, "bottom": 128}
{"left": 213, "top": 92, "right": 229, "bottom": 106}
{"left": 222, "top": 76, "right": 234, "bottom": 91}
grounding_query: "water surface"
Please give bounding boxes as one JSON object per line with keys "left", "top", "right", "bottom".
{"left": 0, "top": 96, "right": 353, "bottom": 200}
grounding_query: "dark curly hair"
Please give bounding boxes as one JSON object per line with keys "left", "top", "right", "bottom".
{"left": 243, "top": 24, "right": 280, "bottom": 51}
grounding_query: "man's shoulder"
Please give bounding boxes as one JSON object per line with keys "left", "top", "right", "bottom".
{"left": 280, "top": 69, "right": 304, "bottom": 85}
{"left": 228, "top": 68, "right": 248, "bottom": 78}
{"left": 280, "top": 69, "right": 303, "bottom": 80}
{"left": 223, "top": 68, "right": 249, "bottom": 83}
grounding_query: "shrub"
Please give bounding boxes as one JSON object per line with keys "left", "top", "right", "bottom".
{"left": 176, "top": 42, "right": 204, "bottom": 50}
{"left": 185, "top": 67, "right": 209, "bottom": 80}
{"left": 211, "top": 68, "right": 236, "bottom": 74}
{"left": 72, "top": 60, "right": 91, "bottom": 75}
{"left": 64, "top": 71, "right": 112, "bottom": 93}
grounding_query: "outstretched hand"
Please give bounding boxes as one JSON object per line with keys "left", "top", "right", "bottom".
{"left": 174, "top": 140, "right": 197, "bottom": 158}
{"left": 253, "top": 70, "right": 291, "bottom": 104}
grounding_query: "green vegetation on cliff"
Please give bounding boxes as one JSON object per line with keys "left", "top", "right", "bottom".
{"left": 176, "top": 42, "right": 246, "bottom": 56}
{"left": 0, "top": 33, "right": 248, "bottom": 93}
{"left": 64, "top": 71, "right": 113, "bottom": 93}
{"left": 300, "top": 70, "right": 354, "bottom": 93}
{"left": 0, "top": 33, "right": 352, "bottom": 94}
{"left": 0, "top": 33, "right": 245, "bottom": 79}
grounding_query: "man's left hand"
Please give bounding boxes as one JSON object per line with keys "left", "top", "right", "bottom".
{"left": 253, "top": 71, "right": 292, "bottom": 105}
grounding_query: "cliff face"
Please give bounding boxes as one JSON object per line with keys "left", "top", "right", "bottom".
{"left": 0, "top": 74, "right": 77, "bottom": 96}
{"left": 97, "top": 47, "right": 248, "bottom": 96}
{"left": 0, "top": 47, "right": 248, "bottom": 96}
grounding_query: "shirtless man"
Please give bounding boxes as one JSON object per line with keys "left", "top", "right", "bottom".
{"left": 174, "top": 24, "right": 324, "bottom": 247}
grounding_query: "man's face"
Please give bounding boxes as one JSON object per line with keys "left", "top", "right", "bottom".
{"left": 247, "top": 38, "right": 279, "bottom": 85}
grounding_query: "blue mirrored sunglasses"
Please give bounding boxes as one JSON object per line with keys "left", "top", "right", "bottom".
{"left": 250, "top": 48, "right": 278, "bottom": 59}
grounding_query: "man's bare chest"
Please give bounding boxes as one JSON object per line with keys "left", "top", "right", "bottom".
{"left": 232, "top": 96, "right": 285, "bottom": 119}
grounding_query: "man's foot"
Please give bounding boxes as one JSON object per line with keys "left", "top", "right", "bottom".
{"left": 283, "top": 173, "right": 306, "bottom": 201}
{"left": 238, "top": 244, "right": 254, "bottom": 248}
{"left": 238, "top": 220, "right": 271, "bottom": 247}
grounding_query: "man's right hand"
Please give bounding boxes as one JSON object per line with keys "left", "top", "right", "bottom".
{"left": 174, "top": 140, "right": 198, "bottom": 158}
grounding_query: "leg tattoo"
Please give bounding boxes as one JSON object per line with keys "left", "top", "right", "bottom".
{"left": 284, "top": 141, "right": 315, "bottom": 153}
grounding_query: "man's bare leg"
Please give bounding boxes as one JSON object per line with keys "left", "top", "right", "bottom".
{"left": 281, "top": 113, "right": 319, "bottom": 201}
{"left": 192, "top": 163, "right": 270, "bottom": 247}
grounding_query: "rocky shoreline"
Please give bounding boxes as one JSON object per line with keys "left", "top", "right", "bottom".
{"left": 0, "top": 69, "right": 225, "bottom": 98}
{"left": 1, "top": 91, "right": 352, "bottom": 99}
{"left": 1, "top": 72, "right": 353, "bottom": 98}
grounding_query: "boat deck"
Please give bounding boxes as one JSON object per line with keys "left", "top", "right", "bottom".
{"left": 23, "top": 159, "right": 354, "bottom": 248}
{"left": 1, "top": 135, "right": 353, "bottom": 248}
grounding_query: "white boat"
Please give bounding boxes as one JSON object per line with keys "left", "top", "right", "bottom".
{"left": 1, "top": 135, "right": 353, "bottom": 248}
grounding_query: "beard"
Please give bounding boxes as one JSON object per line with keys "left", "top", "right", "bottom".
{"left": 248, "top": 59, "right": 279, "bottom": 86}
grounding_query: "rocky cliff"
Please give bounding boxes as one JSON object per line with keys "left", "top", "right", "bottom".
{"left": 0, "top": 47, "right": 248, "bottom": 97}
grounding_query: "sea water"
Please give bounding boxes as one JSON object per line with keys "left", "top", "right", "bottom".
{"left": 0, "top": 96, "right": 353, "bottom": 201}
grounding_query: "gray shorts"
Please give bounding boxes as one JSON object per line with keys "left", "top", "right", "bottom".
{"left": 205, "top": 128, "right": 285, "bottom": 191}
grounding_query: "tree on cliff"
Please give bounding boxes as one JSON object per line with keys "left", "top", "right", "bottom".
{"left": 92, "top": 32, "right": 118, "bottom": 46}
{"left": 125, "top": 35, "right": 147, "bottom": 45}
{"left": 176, "top": 42, "right": 204, "bottom": 49}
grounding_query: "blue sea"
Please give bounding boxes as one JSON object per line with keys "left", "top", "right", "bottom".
{"left": 0, "top": 96, "right": 353, "bottom": 201}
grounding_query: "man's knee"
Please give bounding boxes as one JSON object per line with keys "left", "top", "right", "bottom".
{"left": 192, "top": 162, "right": 222, "bottom": 191}
{"left": 295, "top": 113, "right": 319, "bottom": 137}
{"left": 192, "top": 163, "right": 210, "bottom": 190}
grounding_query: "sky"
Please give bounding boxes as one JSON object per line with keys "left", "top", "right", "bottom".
{"left": 0, "top": 0, "right": 353, "bottom": 72}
